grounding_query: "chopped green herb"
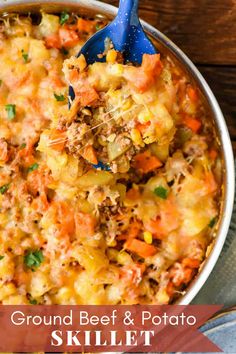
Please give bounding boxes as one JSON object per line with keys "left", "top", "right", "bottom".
{"left": 154, "top": 186, "right": 168, "bottom": 199}
{"left": 5, "top": 104, "right": 16, "bottom": 120}
{"left": 96, "top": 24, "right": 101, "bottom": 31}
{"left": 54, "top": 93, "right": 65, "bottom": 102}
{"left": 0, "top": 256, "right": 4, "bottom": 260}
{"left": 0, "top": 184, "right": 10, "bottom": 195}
{"left": 29, "top": 298, "right": 37, "bottom": 305}
{"left": 24, "top": 250, "right": 44, "bottom": 269}
{"left": 20, "top": 143, "right": 26, "bottom": 150}
{"left": 60, "top": 12, "right": 70, "bottom": 25}
{"left": 28, "top": 163, "right": 39, "bottom": 173}
{"left": 61, "top": 47, "right": 69, "bottom": 56}
{"left": 209, "top": 216, "right": 217, "bottom": 228}
{"left": 22, "top": 50, "right": 29, "bottom": 63}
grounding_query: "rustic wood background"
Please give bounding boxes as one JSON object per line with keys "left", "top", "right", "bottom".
{"left": 102, "top": 0, "right": 236, "bottom": 153}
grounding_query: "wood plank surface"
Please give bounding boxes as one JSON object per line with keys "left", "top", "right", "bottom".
{"left": 101, "top": 0, "right": 236, "bottom": 154}
{"left": 102, "top": 0, "right": 236, "bottom": 65}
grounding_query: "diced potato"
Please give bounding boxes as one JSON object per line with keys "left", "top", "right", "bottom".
{"left": 39, "top": 13, "right": 60, "bottom": 37}
{"left": 60, "top": 155, "right": 79, "bottom": 184}
{"left": 73, "top": 246, "right": 109, "bottom": 275}
{"left": 108, "top": 137, "right": 131, "bottom": 161}
{"left": 2, "top": 295, "right": 28, "bottom": 305}
{"left": 29, "top": 271, "right": 52, "bottom": 297}
{"left": 77, "top": 170, "right": 114, "bottom": 188}
{"left": 144, "top": 175, "right": 169, "bottom": 194}
{"left": 0, "top": 282, "right": 16, "bottom": 301}
{"left": 0, "top": 256, "right": 14, "bottom": 283}
{"left": 47, "top": 152, "right": 68, "bottom": 180}
{"left": 11, "top": 37, "right": 30, "bottom": 57}
{"left": 29, "top": 39, "right": 50, "bottom": 63}
{"left": 74, "top": 272, "right": 106, "bottom": 304}
{"left": 106, "top": 284, "right": 122, "bottom": 304}
{"left": 53, "top": 286, "right": 77, "bottom": 305}
{"left": 150, "top": 142, "right": 169, "bottom": 162}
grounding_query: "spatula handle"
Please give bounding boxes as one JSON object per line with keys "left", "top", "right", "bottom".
{"left": 117, "top": 0, "right": 139, "bottom": 26}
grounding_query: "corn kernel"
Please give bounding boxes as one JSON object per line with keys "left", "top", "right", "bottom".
{"left": 138, "top": 110, "right": 152, "bottom": 123}
{"left": 131, "top": 128, "right": 144, "bottom": 146}
{"left": 106, "top": 49, "right": 118, "bottom": 63}
{"left": 110, "top": 63, "right": 124, "bottom": 76}
{"left": 122, "top": 98, "right": 132, "bottom": 111}
{"left": 144, "top": 231, "right": 153, "bottom": 244}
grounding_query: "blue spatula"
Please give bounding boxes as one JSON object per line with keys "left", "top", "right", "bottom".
{"left": 69, "top": 0, "right": 157, "bottom": 100}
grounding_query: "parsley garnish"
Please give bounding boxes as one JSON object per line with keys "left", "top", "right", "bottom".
{"left": 29, "top": 298, "right": 37, "bottom": 305}
{"left": 22, "top": 50, "right": 29, "bottom": 63}
{"left": 54, "top": 93, "right": 65, "bottom": 102}
{"left": 5, "top": 104, "right": 16, "bottom": 120}
{"left": 0, "top": 256, "right": 4, "bottom": 260}
{"left": 61, "top": 47, "right": 69, "bottom": 55}
{"left": 28, "top": 163, "right": 39, "bottom": 173}
{"left": 24, "top": 250, "right": 44, "bottom": 269}
{"left": 209, "top": 216, "right": 217, "bottom": 228}
{"left": 0, "top": 184, "right": 10, "bottom": 195}
{"left": 20, "top": 143, "right": 26, "bottom": 150}
{"left": 154, "top": 186, "right": 168, "bottom": 199}
{"left": 60, "top": 12, "right": 70, "bottom": 25}
{"left": 96, "top": 24, "right": 101, "bottom": 31}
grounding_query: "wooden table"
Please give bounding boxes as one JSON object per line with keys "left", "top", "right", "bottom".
{"left": 102, "top": 0, "right": 236, "bottom": 154}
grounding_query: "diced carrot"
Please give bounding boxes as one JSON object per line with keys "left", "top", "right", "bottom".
{"left": 187, "top": 86, "right": 198, "bottom": 103}
{"left": 27, "top": 168, "right": 53, "bottom": 196}
{"left": 133, "top": 150, "right": 162, "bottom": 174}
{"left": 166, "top": 281, "right": 175, "bottom": 296}
{"left": 124, "top": 54, "right": 163, "bottom": 93}
{"left": 142, "top": 53, "right": 163, "bottom": 77}
{"left": 80, "top": 145, "right": 98, "bottom": 164}
{"left": 49, "top": 129, "right": 66, "bottom": 152}
{"left": 45, "top": 33, "right": 61, "bottom": 49}
{"left": 209, "top": 148, "right": 218, "bottom": 160}
{"left": 117, "top": 221, "right": 142, "bottom": 241}
{"left": 126, "top": 187, "right": 141, "bottom": 201}
{"left": 59, "top": 27, "right": 79, "bottom": 48}
{"left": 136, "top": 121, "right": 151, "bottom": 134}
{"left": 79, "top": 85, "right": 99, "bottom": 106}
{"left": 75, "top": 212, "right": 96, "bottom": 238}
{"left": 77, "top": 18, "right": 95, "bottom": 33}
{"left": 204, "top": 171, "right": 217, "bottom": 194}
{"left": 0, "top": 139, "right": 8, "bottom": 162}
{"left": 182, "top": 258, "right": 200, "bottom": 269}
{"left": 31, "top": 192, "right": 49, "bottom": 212}
{"left": 182, "top": 115, "right": 201, "bottom": 133}
{"left": 55, "top": 201, "right": 75, "bottom": 236}
{"left": 124, "top": 238, "right": 157, "bottom": 258}
{"left": 183, "top": 268, "right": 195, "bottom": 284}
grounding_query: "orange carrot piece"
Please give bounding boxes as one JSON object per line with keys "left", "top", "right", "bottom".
{"left": 209, "top": 148, "right": 218, "bottom": 160}
{"left": 59, "top": 27, "right": 79, "bottom": 48}
{"left": 117, "top": 221, "right": 142, "bottom": 241}
{"left": 0, "top": 139, "right": 8, "bottom": 162}
{"left": 205, "top": 171, "right": 217, "bottom": 194}
{"left": 187, "top": 86, "right": 198, "bottom": 103}
{"left": 125, "top": 238, "right": 157, "bottom": 258}
{"left": 136, "top": 122, "right": 151, "bottom": 134}
{"left": 79, "top": 85, "right": 99, "bottom": 106}
{"left": 80, "top": 145, "right": 98, "bottom": 164}
{"left": 77, "top": 18, "right": 95, "bottom": 33}
{"left": 183, "top": 115, "right": 201, "bottom": 133}
{"left": 126, "top": 188, "right": 141, "bottom": 201}
{"left": 182, "top": 258, "right": 200, "bottom": 269}
{"left": 49, "top": 129, "right": 66, "bottom": 152}
{"left": 45, "top": 34, "right": 61, "bottom": 49}
{"left": 31, "top": 192, "right": 49, "bottom": 212}
{"left": 75, "top": 212, "right": 96, "bottom": 238}
{"left": 144, "top": 218, "right": 166, "bottom": 239}
{"left": 133, "top": 150, "right": 162, "bottom": 174}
